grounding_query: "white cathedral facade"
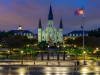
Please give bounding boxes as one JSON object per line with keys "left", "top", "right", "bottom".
{"left": 38, "top": 5, "right": 63, "bottom": 44}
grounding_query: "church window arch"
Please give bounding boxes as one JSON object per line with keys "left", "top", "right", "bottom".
{"left": 43, "top": 36, "right": 44, "bottom": 39}
{"left": 80, "top": 34, "right": 81, "bottom": 36}
{"left": 57, "top": 37, "right": 58, "bottom": 39}
{"left": 76, "top": 34, "right": 78, "bottom": 36}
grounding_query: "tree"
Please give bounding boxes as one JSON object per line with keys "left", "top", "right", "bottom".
{"left": 84, "top": 47, "right": 95, "bottom": 54}
{"left": 14, "top": 35, "right": 30, "bottom": 45}
{"left": 67, "top": 48, "right": 82, "bottom": 59}
{"left": 38, "top": 41, "right": 47, "bottom": 50}
{"left": 29, "top": 38, "right": 38, "bottom": 45}
{"left": 75, "top": 36, "right": 100, "bottom": 48}
{"left": 88, "top": 27, "right": 100, "bottom": 37}
{"left": 7, "top": 31, "right": 14, "bottom": 36}
{"left": 65, "top": 38, "right": 75, "bottom": 46}
{"left": 2, "top": 37, "right": 24, "bottom": 53}
{"left": 0, "top": 31, "right": 7, "bottom": 40}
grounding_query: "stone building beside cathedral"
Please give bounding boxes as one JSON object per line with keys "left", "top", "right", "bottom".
{"left": 38, "top": 5, "right": 63, "bottom": 43}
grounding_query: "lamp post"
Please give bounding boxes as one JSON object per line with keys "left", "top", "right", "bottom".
{"left": 47, "top": 45, "right": 50, "bottom": 60}
{"left": 48, "top": 45, "right": 49, "bottom": 48}
{"left": 96, "top": 48, "right": 99, "bottom": 50}
{"left": 63, "top": 45, "right": 66, "bottom": 60}
{"left": 83, "top": 51, "right": 86, "bottom": 65}
{"left": 21, "top": 51, "right": 23, "bottom": 65}
{"left": 96, "top": 48, "right": 99, "bottom": 60}
{"left": 7, "top": 51, "right": 10, "bottom": 58}
{"left": 57, "top": 45, "right": 59, "bottom": 60}
{"left": 0, "top": 44, "right": 2, "bottom": 47}
{"left": 27, "top": 44, "right": 30, "bottom": 47}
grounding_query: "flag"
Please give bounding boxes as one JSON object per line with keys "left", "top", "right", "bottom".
{"left": 74, "top": 8, "right": 84, "bottom": 15}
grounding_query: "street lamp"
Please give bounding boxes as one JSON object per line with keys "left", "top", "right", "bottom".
{"left": 63, "top": 45, "right": 66, "bottom": 60}
{"left": 83, "top": 51, "right": 86, "bottom": 65}
{"left": 57, "top": 45, "right": 59, "bottom": 48}
{"left": 57, "top": 45, "right": 59, "bottom": 60}
{"left": 96, "top": 48, "right": 99, "bottom": 50}
{"left": 21, "top": 51, "right": 23, "bottom": 65}
{"left": 47, "top": 45, "right": 50, "bottom": 60}
{"left": 96, "top": 48, "right": 99, "bottom": 60}
{"left": 27, "top": 44, "right": 30, "bottom": 47}
{"left": 7, "top": 51, "right": 10, "bottom": 58}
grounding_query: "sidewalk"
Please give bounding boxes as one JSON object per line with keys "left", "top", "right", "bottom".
{"left": 0, "top": 59, "right": 99, "bottom": 67}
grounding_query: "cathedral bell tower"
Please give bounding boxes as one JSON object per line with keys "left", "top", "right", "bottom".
{"left": 38, "top": 19, "right": 42, "bottom": 42}
{"left": 59, "top": 18, "right": 63, "bottom": 43}
{"left": 48, "top": 4, "right": 54, "bottom": 27}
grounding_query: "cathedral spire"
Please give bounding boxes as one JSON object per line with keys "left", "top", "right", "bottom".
{"left": 38, "top": 19, "right": 42, "bottom": 28}
{"left": 48, "top": 4, "right": 53, "bottom": 20}
{"left": 59, "top": 18, "right": 63, "bottom": 29}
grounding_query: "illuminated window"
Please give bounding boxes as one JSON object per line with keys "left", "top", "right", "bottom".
{"left": 20, "top": 33, "right": 22, "bottom": 35}
{"left": 15, "top": 33, "right": 16, "bottom": 35}
{"left": 73, "top": 34, "right": 75, "bottom": 36}
{"left": 24, "top": 33, "right": 25, "bottom": 36}
{"left": 30, "top": 33, "right": 31, "bottom": 36}
{"left": 27, "top": 33, "right": 28, "bottom": 36}
{"left": 86, "top": 34, "right": 88, "bottom": 36}
{"left": 70, "top": 34, "right": 72, "bottom": 36}
{"left": 76, "top": 34, "right": 78, "bottom": 36}
{"left": 43, "top": 36, "right": 44, "bottom": 39}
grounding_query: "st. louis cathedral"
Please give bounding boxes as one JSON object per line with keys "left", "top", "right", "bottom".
{"left": 38, "top": 5, "right": 63, "bottom": 44}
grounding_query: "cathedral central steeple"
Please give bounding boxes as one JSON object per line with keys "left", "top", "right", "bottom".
{"left": 48, "top": 4, "right": 53, "bottom": 20}
{"left": 38, "top": 19, "right": 42, "bottom": 28}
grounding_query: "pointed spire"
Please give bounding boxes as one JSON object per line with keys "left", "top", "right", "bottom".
{"left": 59, "top": 18, "right": 63, "bottom": 29}
{"left": 38, "top": 19, "right": 42, "bottom": 28}
{"left": 48, "top": 3, "right": 53, "bottom": 20}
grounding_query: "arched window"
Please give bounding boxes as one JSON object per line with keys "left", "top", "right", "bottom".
{"left": 70, "top": 34, "right": 72, "bottom": 36}
{"left": 43, "top": 36, "right": 44, "bottom": 39}
{"left": 76, "top": 34, "right": 78, "bottom": 36}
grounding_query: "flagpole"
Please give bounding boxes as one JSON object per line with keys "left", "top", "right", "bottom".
{"left": 82, "top": 0, "right": 86, "bottom": 65}
{"left": 83, "top": 13, "right": 86, "bottom": 65}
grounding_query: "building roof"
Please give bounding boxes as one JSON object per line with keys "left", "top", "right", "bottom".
{"left": 10, "top": 30, "right": 34, "bottom": 34}
{"left": 67, "top": 30, "right": 89, "bottom": 35}
{"left": 34, "top": 34, "right": 38, "bottom": 37}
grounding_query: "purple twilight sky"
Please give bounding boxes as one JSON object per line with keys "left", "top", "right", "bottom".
{"left": 0, "top": 0, "right": 100, "bottom": 34}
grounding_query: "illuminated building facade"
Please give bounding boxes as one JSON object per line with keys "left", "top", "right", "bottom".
{"left": 38, "top": 5, "right": 63, "bottom": 43}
